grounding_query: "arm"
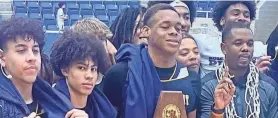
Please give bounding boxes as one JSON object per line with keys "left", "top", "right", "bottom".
{"left": 267, "top": 88, "right": 278, "bottom": 118}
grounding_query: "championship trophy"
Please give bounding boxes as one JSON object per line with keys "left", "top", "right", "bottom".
{"left": 153, "top": 91, "right": 187, "bottom": 118}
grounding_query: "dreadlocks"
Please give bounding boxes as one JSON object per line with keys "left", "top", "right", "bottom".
{"left": 110, "top": 7, "right": 141, "bottom": 49}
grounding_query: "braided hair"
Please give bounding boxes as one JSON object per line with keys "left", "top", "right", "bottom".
{"left": 110, "top": 7, "right": 141, "bottom": 49}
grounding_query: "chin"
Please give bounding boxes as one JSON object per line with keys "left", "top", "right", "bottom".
{"left": 23, "top": 76, "right": 37, "bottom": 84}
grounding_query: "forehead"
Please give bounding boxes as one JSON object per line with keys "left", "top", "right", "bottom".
{"left": 6, "top": 36, "right": 39, "bottom": 47}
{"left": 181, "top": 38, "right": 197, "bottom": 47}
{"left": 174, "top": 6, "right": 189, "bottom": 15}
{"left": 226, "top": 3, "right": 250, "bottom": 13}
{"left": 151, "top": 9, "right": 180, "bottom": 25}
{"left": 230, "top": 28, "right": 253, "bottom": 41}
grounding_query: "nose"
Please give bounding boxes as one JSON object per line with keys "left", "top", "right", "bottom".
{"left": 188, "top": 52, "right": 197, "bottom": 61}
{"left": 238, "top": 13, "right": 248, "bottom": 23}
{"left": 241, "top": 43, "right": 250, "bottom": 52}
{"left": 85, "top": 70, "right": 95, "bottom": 80}
{"left": 26, "top": 50, "right": 37, "bottom": 63}
{"left": 169, "top": 26, "right": 178, "bottom": 36}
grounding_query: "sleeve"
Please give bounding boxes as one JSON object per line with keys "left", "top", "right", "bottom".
{"left": 188, "top": 71, "right": 201, "bottom": 113}
{"left": 199, "top": 80, "right": 216, "bottom": 118}
{"left": 267, "top": 86, "right": 278, "bottom": 118}
{"left": 103, "top": 62, "right": 128, "bottom": 111}
{"left": 57, "top": 9, "right": 63, "bottom": 16}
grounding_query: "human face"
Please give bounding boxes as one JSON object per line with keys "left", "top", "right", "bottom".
{"left": 174, "top": 6, "right": 191, "bottom": 33}
{"left": 221, "top": 3, "right": 251, "bottom": 28}
{"left": 0, "top": 36, "right": 41, "bottom": 84}
{"left": 143, "top": 10, "right": 182, "bottom": 55}
{"left": 221, "top": 28, "right": 254, "bottom": 69}
{"left": 62, "top": 59, "right": 98, "bottom": 96}
{"left": 102, "top": 40, "right": 116, "bottom": 64}
{"left": 176, "top": 38, "right": 200, "bottom": 72}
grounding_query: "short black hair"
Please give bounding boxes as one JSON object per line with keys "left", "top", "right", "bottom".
{"left": 222, "top": 21, "right": 252, "bottom": 42}
{"left": 213, "top": 1, "right": 256, "bottom": 31}
{"left": 147, "top": 0, "right": 196, "bottom": 24}
{"left": 110, "top": 7, "right": 141, "bottom": 49}
{"left": 50, "top": 30, "right": 110, "bottom": 77}
{"left": 0, "top": 17, "right": 45, "bottom": 51}
{"left": 58, "top": 1, "right": 66, "bottom": 8}
{"left": 143, "top": 3, "right": 178, "bottom": 27}
{"left": 267, "top": 25, "right": 278, "bottom": 58}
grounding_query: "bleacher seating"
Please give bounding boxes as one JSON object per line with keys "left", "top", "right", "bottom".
{"left": 12, "top": 0, "right": 140, "bottom": 29}
{"left": 12, "top": 0, "right": 215, "bottom": 30}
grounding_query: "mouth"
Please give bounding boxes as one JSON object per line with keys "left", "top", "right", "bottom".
{"left": 188, "top": 63, "right": 199, "bottom": 68}
{"left": 166, "top": 39, "right": 180, "bottom": 46}
{"left": 238, "top": 54, "right": 251, "bottom": 62}
{"left": 24, "top": 66, "right": 38, "bottom": 72}
{"left": 82, "top": 83, "right": 94, "bottom": 89}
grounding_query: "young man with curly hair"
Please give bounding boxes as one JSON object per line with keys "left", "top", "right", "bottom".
{"left": 50, "top": 30, "right": 117, "bottom": 118}
{"left": 194, "top": 1, "right": 271, "bottom": 78}
{"left": 0, "top": 18, "right": 87, "bottom": 118}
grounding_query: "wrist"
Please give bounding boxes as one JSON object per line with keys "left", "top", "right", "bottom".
{"left": 212, "top": 103, "right": 225, "bottom": 114}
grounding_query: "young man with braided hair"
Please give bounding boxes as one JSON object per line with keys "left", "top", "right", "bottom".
{"left": 194, "top": 1, "right": 271, "bottom": 78}
{"left": 200, "top": 21, "right": 278, "bottom": 118}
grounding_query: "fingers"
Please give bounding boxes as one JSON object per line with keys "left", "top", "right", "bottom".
{"left": 256, "top": 56, "right": 271, "bottom": 72}
{"left": 65, "top": 109, "right": 88, "bottom": 118}
{"left": 24, "top": 112, "right": 37, "bottom": 118}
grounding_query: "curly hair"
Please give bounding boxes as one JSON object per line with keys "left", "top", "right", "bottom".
{"left": 147, "top": 0, "right": 196, "bottom": 24}
{"left": 71, "top": 18, "right": 113, "bottom": 41}
{"left": 50, "top": 30, "right": 110, "bottom": 77}
{"left": 212, "top": 1, "right": 256, "bottom": 31}
{"left": 0, "top": 17, "right": 45, "bottom": 51}
{"left": 110, "top": 7, "right": 141, "bottom": 49}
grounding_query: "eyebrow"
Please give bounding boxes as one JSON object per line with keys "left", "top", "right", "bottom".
{"left": 77, "top": 62, "right": 96, "bottom": 67}
{"left": 15, "top": 44, "right": 27, "bottom": 48}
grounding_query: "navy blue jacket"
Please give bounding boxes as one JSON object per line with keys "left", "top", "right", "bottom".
{"left": 0, "top": 72, "right": 74, "bottom": 118}
{"left": 115, "top": 44, "right": 162, "bottom": 118}
{"left": 266, "top": 60, "right": 278, "bottom": 84}
{"left": 54, "top": 78, "right": 117, "bottom": 118}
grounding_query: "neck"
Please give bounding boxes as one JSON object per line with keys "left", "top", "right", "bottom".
{"left": 69, "top": 88, "right": 88, "bottom": 108}
{"left": 148, "top": 46, "right": 176, "bottom": 68}
{"left": 229, "top": 66, "right": 249, "bottom": 79}
{"left": 12, "top": 79, "right": 33, "bottom": 104}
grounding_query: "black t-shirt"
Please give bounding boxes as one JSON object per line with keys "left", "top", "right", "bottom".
{"left": 27, "top": 100, "right": 46, "bottom": 118}
{"left": 103, "top": 61, "right": 200, "bottom": 116}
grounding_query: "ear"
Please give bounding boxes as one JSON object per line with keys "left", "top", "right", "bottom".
{"left": 61, "top": 68, "right": 69, "bottom": 78}
{"left": 221, "top": 42, "right": 227, "bottom": 55}
{"left": 220, "top": 17, "right": 225, "bottom": 26}
{"left": 0, "top": 49, "right": 6, "bottom": 67}
{"left": 140, "top": 26, "right": 151, "bottom": 39}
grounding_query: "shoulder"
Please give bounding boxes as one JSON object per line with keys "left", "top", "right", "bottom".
{"left": 201, "top": 71, "right": 218, "bottom": 86}
{"left": 259, "top": 72, "right": 278, "bottom": 92}
{"left": 0, "top": 99, "right": 25, "bottom": 118}
{"left": 104, "top": 61, "right": 128, "bottom": 83}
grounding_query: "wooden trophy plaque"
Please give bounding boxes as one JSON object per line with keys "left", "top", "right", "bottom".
{"left": 153, "top": 91, "right": 187, "bottom": 118}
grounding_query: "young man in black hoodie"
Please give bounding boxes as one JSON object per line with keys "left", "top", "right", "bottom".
{"left": 0, "top": 18, "right": 87, "bottom": 118}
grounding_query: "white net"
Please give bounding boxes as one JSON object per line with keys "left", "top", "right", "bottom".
{"left": 215, "top": 62, "right": 260, "bottom": 118}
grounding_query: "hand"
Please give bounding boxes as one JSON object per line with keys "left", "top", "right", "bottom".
{"left": 256, "top": 55, "right": 271, "bottom": 72}
{"left": 65, "top": 109, "right": 88, "bottom": 118}
{"left": 23, "top": 112, "right": 41, "bottom": 118}
{"left": 214, "top": 66, "right": 236, "bottom": 110}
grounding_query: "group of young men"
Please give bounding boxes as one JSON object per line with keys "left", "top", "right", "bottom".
{"left": 0, "top": 0, "right": 277, "bottom": 118}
